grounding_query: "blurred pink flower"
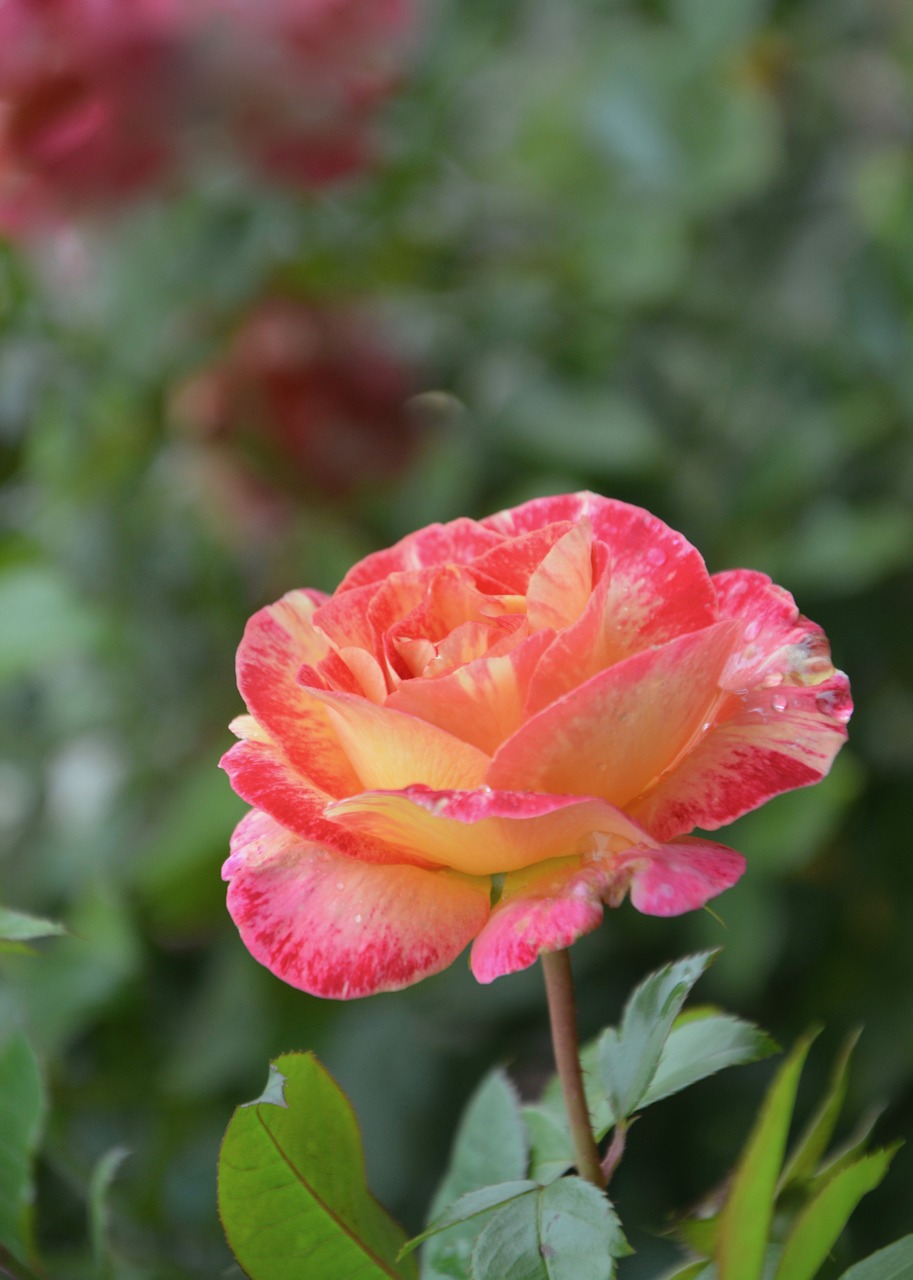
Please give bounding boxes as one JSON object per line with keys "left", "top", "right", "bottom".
{"left": 221, "top": 492, "right": 852, "bottom": 998}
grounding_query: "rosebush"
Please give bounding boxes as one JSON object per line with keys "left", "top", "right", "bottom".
{"left": 221, "top": 492, "right": 852, "bottom": 998}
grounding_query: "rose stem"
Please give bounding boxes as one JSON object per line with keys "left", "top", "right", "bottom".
{"left": 540, "top": 948, "right": 605, "bottom": 1188}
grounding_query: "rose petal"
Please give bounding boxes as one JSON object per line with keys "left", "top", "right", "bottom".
{"left": 525, "top": 521, "right": 594, "bottom": 631}
{"left": 714, "top": 569, "right": 841, "bottom": 692}
{"left": 386, "top": 629, "right": 553, "bottom": 755}
{"left": 326, "top": 785, "right": 645, "bottom": 876}
{"left": 468, "top": 521, "right": 576, "bottom": 593}
{"left": 225, "top": 810, "right": 491, "bottom": 998}
{"left": 629, "top": 674, "right": 852, "bottom": 840}
{"left": 488, "top": 620, "right": 741, "bottom": 809}
{"left": 612, "top": 837, "right": 746, "bottom": 915}
{"left": 303, "top": 688, "right": 491, "bottom": 791}
{"left": 237, "top": 589, "right": 359, "bottom": 794}
{"left": 470, "top": 833, "right": 745, "bottom": 982}
{"left": 220, "top": 737, "right": 423, "bottom": 864}
{"left": 336, "top": 517, "right": 502, "bottom": 592}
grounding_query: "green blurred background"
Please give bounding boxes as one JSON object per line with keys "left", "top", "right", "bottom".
{"left": 1, "top": 0, "right": 912, "bottom": 1275}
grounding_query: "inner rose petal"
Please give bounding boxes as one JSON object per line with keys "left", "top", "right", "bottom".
{"left": 325, "top": 785, "right": 647, "bottom": 875}
{"left": 303, "top": 688, "right": 491, "bottom": 791}
{"left": 488, "top": 619, "right": 742, "bottom": 809}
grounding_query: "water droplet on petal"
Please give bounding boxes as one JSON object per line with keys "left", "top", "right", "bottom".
{"left": 646, "top": 546, "right": 667, "bottom": 567}
{"left": 760, "top": 671, "right": 783, "bottom": 688}
{"left": 816, "top": 690, "right": 851, "bottom": 723}
{"left": 771, "top": 693, "right": 788, "bottom": 712}
{"left": 354, "top": 913, "right": 363, "bottom": 924}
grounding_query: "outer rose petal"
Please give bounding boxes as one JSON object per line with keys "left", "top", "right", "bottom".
{"left": 326, "top": 785, "right": 647, "bottom": 875}
{"left": 224, "top": 810, "right": 490, "bottom": 998}
{"left": 488, "top": 620, "right": 741, "bottom": 809}
{"left": 629, "top": 675, "right": 852, "bottom": 840}
{"left": 470, "top": 836, "right": 745, "bottom": 983}
{"left": 336, "top": 517, "right": 502, "bottom": 592}
{"left": 237, "top": 589, "right": 361, "bottom": 794}
{"left": 303, "top": 688, "right": 490, "bottom": 791}
{"left": 220, "top": 737, "right": 428, "bottom": 865}
{"left": 630, "top": 569, "right": 853, "bottom": 839}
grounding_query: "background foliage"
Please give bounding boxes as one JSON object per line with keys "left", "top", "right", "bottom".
{"left": 1, "top": 0, "right": 912, "bottom": 1275}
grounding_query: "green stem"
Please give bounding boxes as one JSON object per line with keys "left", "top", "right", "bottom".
{"left": 540, "top": 948, "right": 605, "bottom": 1188}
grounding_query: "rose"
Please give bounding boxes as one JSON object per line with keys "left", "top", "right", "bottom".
{"left": 191, "top": 0, "right": 415, "bottom": 188}
{"left": 221, "top": 492, "right": 851, "bottom": 999}
{"left": 0, "top": 0, "right": 186, "bottom": 231}
{"left": 174, "top": 299, "right": 417, "bottom": 503}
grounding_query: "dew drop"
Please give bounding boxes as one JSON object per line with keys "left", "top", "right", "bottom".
{"left": 760, "top": 671, "right": 783, "bottom": 688}
{"left": 816, "top": 690, "right": 851, "bottom": 723}
{"left": 646, "top": 546, "right": 667, "bottom": 567}
{"left": 354, "top": 913, "right": 363, "bottom": 924}
{"left": 771, "top": 693, "right": 788, "bottom": 712}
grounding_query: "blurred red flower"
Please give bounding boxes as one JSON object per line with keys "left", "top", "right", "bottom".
{"left": 0, "top": 0, "right": 416, "bottom": 231}
{"left": 175, "top": 298, "right": 418, "bottom": 506}
{"left": 0, "top": 0, "right": 187, "bottom": 230}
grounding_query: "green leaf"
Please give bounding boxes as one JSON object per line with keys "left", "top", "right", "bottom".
{"left": 807, "top": 1109, "right": 886, "bottom": 1193}
{"left": 419, "top": 1069, "right": 529, "bottom": 1280}
{"left": 523, "top": 1104, "right": 576, "bottom": 1185}
{"left": 837, "top": 1236, "right": 913, "bottom": 1280}
{"left": 779, "top": 1029, "right": 861, "bottom": 1192}
{"left": 0, "top": 1030, "right": 45, "bottom": 1265}
{"left": 642, "top": 1011, "right": 779, "bottom": 1109}
{"left": 775, "top": 1145, "right": 901, "bottom": 1280}
{"left": 0, "top": 905, "right": 66, "bottom": 945}
{"left": 716, "top": 1034, "right": 815, "bottom": 1280}
{"left": 598, "top": 952, "right": 718, "bottom": 1120}
{"left": 219, "top": 1053, "right": 416, "bottom": 1280}
{"left": 471, "top": 1179, "right": 630, "bottom": 1280}
{"left": 404, "top": 1183, "right": 538, "bottom": 1256}
{"left": 89, "top": 1146, "right": 130, "bottom": 1280}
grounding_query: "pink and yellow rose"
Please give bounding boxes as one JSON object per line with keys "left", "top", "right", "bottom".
{"left": 221, "top": 492, "right": 851, "bottom": 998}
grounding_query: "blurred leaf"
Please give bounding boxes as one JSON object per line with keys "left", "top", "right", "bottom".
{"left": 219, "top": 1053, "right": 416, "bottom": 1280}
{"left": 420, "top": 1069, "right": 528, "bottom": 1280}
{"left": 837, "top": 1236, "right": 913, "bottom": 1280}
{"left": 716, "top": 1034, "right": 815, "bottom": 1280}
{"left": 133, "top": 759, "right": 247, "bottom": 936}
{"left": 775, "top": 1145, "right": 901, "bottom": 1280}
{"left": 0, "top": 563, "right": 104, "bottom": 682}
{"left": 0, "top": 905, "right": 66, "bottom": 947}
{"left": 89, "top": 1146, "right": 130, "bottom": 1280}
{"left": 598, "top": 952, "right": 718, "bottom": 1121}
{"left": 779, "top": 1029, "right": 861, "bottom": 1192}
{"left": 807, "top": 1109, "right": 887, "bottom": 1194}
{"left": 0, "top": 1030, "right": 45, "bottom": 1265}
{"left": 4, "top": 886, "right": 140, "bottom": 1052}
{"left": 470, "top": 1179, "right": 629, "bottom": 1280}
